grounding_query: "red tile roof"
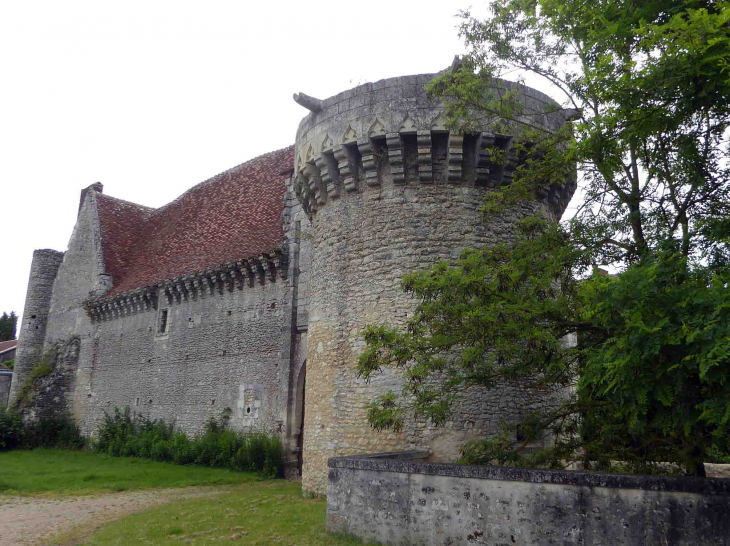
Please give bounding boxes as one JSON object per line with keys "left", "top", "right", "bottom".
{"left": 0, "top": 340, "right": 17, "bottom": 354}
{"left": 95, "top": 146, "right": 294, "bottom": 296}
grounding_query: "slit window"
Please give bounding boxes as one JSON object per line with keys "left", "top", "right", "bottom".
{"left": 159, "top": 309, "right": 168, "bottom": 334}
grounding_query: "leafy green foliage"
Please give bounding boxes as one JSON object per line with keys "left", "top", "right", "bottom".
{"left": 0, "top": 311, "right": 17, "bottom": 342}
{"left": 95, "top": 407, "right": 284, "bottom": 477}
{"left": 21, "top": 413, "right": 85, "bottom": 450}
{"left": 0, "top": 407, "right": 23, "bottom": 450}
{"left": 0, "top": 407, "right": 84, "bottom": 451}
{"left": 3, "top": 358, "right": 14, "bottom": 370}
{"left": 361, "top": 0, "right": 730, "bottom": 476}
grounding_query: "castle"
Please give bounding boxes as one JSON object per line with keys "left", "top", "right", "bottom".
{"left": 10, "top": 70, "right": 576, "bottom": 495}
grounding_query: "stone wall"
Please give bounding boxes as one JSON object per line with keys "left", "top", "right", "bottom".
{"left": 294, "top": 74, "right": 576, "bottom": 495}
{"left": 12, "top": 337, "right": 80, "bottom": 421}
{"left": 76, "top": 278, "right": 293, "bottom": 436}
{"left": 327, "top": 453, "right": 730, "bottom": 546}
{"left": 26, "top": 184, "right": 300, "bottom": 446}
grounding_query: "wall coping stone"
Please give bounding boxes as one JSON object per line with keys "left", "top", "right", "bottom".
{"left": 328, "top": 452, "right": 730, "bottom": 496}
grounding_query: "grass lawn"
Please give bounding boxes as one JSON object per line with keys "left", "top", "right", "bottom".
{"left": 59, "top": 480, "right": 376, "bottom": 546}
{"left": 0, "top": 449, "right": 258, "bottom": 496}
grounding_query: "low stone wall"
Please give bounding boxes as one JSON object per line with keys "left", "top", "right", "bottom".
{"left": 327, "top": 453, "right": 730, "bottom": 546}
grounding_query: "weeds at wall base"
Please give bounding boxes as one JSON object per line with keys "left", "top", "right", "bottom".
{"left": 93, "top": 407, "right": 284, "bottom": 477}
{"left": 1, "top": 406, "right": 284, "bottom": 479}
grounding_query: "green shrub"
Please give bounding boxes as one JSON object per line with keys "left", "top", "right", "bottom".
{"left": 0, "top": 408, "right": 23, "bottom": 450}
{"left": 22, "top": 414, "right": 85, "bottom": 450}
{"left": 95, "top": 407, "right": 283, "bottom": 477}
{"left": 1, "top": 408, "right": 85, "bottom": 451}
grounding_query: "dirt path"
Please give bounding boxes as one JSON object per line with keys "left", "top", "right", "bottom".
{"left": 0, "top": 486, "right": 226, "bottom": 545}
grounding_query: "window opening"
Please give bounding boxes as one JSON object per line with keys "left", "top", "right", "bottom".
{"left": 159, "top": 309, "right": 168, "bottom": 333}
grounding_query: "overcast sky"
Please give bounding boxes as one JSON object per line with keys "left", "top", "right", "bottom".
{"left": 0, "top": 1, "right": 576, "bottom": 333}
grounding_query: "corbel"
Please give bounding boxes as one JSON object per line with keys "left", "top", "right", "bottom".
{"left": 112, "top": 300, "right": 122, "bottom": 319}
{"left": 275, "top": 249, "right": 288, "bottom": 280}
{"left": 174, "top": 278, "right": 186, "bottom": 302}
{"left": 252, "top": 257, "right": 266, "bottom": 285}
{"left": 316, "top": 152, "right": 340, "bottom": 200}
{"left": 143, "top": 289, "right": 154, "bottom": 311}
{"left": 260, "top": 254, "right": 276, "bottom": 283}
{"left": 304, "top": 162, "right": 326, "bottom": 207}
{"left": 241, "top": 260, "right": 256, "bottom": 287}
{"left": 386, "top": 133, "right": 405, "bottom": 185}
{"left": 220, "top": 264, "right": 233, "bottom": 292}
{"left": 209, "top": 270, "right": 222, "bottom": 295}
{"left": 163, "top": 283, "right": 175, "bottom": 305}
{"left": 417, "top": 131, "right": 433, "bottom": 183}
{"left": 203, "top": 270, "right": 216, "bottom": 296}
{"left": 296, "top": 172, "right": 316, "bottom": 214}
{"left": 447, "top": 133, "right": 464, "bottom": 182}
{"left": 192, "top": 275, "right": 205, "bottom": 299}
{"left": 333, "top": 144, "right": 358, "bottom": 192}
{"left": 502, "top": 145, "right": 518, "bottom": 187}
{"left": 475, "top": 132, "right": 495, "bottom": 186}
{"left": 357, "top": 138, "right": 379, "bottom": 186}
{"left": 232, "top": 262, "right": 245, "bottom": 290}
{"left": 184, "top": 276, "right": 195, "bottom": 300}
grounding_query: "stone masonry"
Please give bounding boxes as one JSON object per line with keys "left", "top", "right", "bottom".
{"left": 293, "top": 73, "right": 576, "bottom": 494}
{"left": 12, "top": 68, "right": 575, "bottom": 490}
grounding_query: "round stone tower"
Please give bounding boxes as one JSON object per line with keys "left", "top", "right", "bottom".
{"left": 293, "top": 73, "right": 576, "bottom": 495}
{"left": 9, "top": 249, "right": 65, "bottom": 405}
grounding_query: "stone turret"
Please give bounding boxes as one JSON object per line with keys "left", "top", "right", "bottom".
{"left": 9, "top": 249, "right": 65, "bottom": 405}
{"left": 293, "top": 73, "right": 577, "bottom": 495}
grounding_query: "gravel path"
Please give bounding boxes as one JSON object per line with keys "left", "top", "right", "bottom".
{"left": 0, "top": 486, "right": 226, "bottom": 545}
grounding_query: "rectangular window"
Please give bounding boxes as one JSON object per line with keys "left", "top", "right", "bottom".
{"left": 159, "top": 309, "right": 168, "bottom": 333}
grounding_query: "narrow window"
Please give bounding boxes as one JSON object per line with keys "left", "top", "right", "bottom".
{"left": 135, "top": 397, "right": 140, "bottom": 407}
{"left": 159, "top": 309, "right": 168, "bottom": 333}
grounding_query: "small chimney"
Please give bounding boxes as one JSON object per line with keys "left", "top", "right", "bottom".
{"left": 79, "top": 182, "right": 104, "bottom": 215}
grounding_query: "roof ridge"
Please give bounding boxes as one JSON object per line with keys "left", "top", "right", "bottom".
{"left": 96, "top": 192, "right": 156, "bottom": 213}
{"left": 155, "top": 145, "right": 294, "bottom": 214}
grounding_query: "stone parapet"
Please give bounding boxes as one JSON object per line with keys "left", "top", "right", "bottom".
{"left": 327, "top": 453, "right": 730, "bottom": 545}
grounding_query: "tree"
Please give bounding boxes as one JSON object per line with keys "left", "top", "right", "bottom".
{"left": 0, "top": 312, "right": 17, "bottom": 342}
{"left": 358, "top": 0, "right": 730, "bottom": 476}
